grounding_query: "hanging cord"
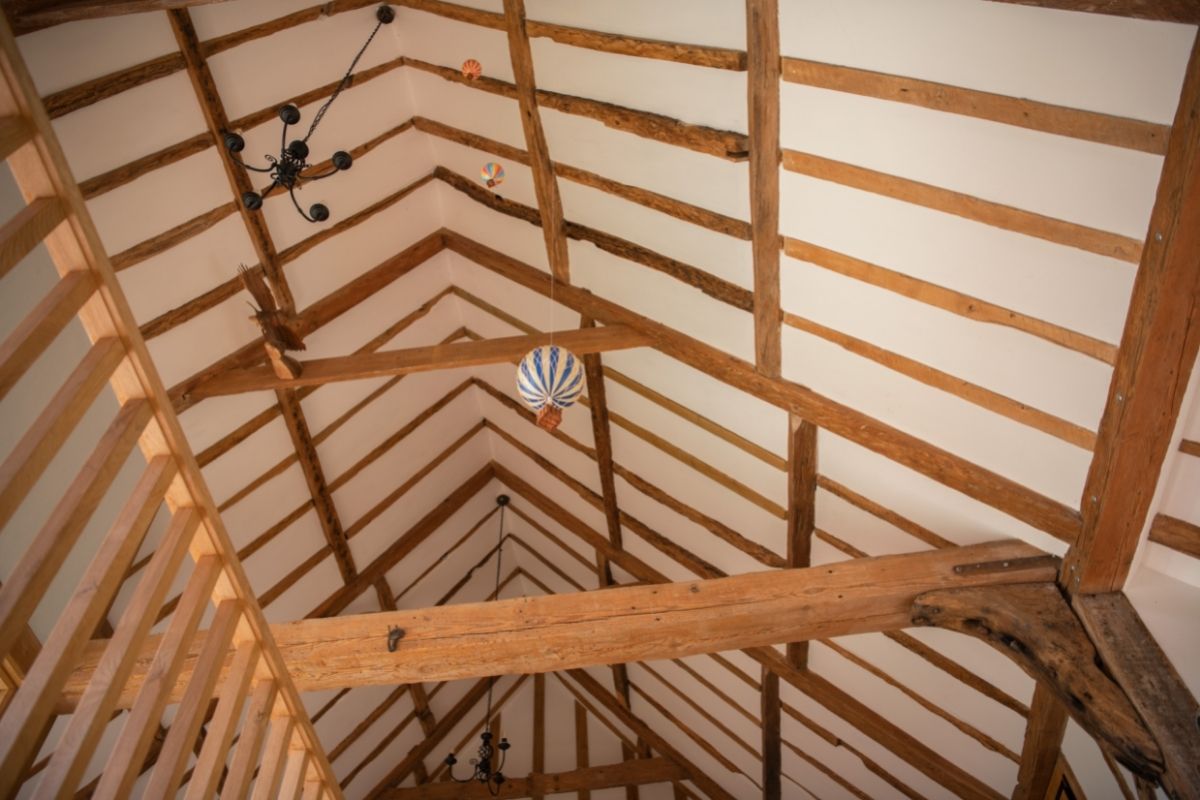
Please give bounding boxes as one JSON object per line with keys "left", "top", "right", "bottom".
{"left": 483, "top": 501, "right": 506, "bottom": 733}
{"left": 302, "top": 11, "right": 388, "bottom": 143}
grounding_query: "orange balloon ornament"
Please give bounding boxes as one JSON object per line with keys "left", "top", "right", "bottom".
{"left": 461, "top": 59, "right": 482, "bottom": 80}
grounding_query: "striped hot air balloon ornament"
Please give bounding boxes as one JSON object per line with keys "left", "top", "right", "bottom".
{"left": 517, "top": 345, "right": 583, "bottom": 431}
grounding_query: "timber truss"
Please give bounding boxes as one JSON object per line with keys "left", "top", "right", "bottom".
{"left": 1, "top": 1, "right": 1199, "bottom": 799}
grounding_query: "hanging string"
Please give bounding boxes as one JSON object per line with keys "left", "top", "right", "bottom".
{"left": 483, "top": 500, "right": 506, "bottom": 734}
{"left": 302, "top": 11, "right": 388, "bottom": 143}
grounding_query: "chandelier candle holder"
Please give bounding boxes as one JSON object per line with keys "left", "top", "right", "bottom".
{"left": 443, "top": 495, "right": 513, "bottom": 795}
{"left": 222, "top": 4, "right": 395, "bottom": 222}
{"left": 517, "top": 344, "right": 584, "bottom": 431}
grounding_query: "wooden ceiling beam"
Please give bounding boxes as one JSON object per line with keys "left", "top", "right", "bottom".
{"left": 69, "top": 539, "right": 1056, "bottom": 700}
{"left": 982, "top": 0, "right": 1200, "bottom": 23}
{"left": 1064, "top": 35, "right": 1200, "bottom": 594}
{"left": 189, "top": 325, "right": 651, "bottom": 397}
{"left": 785, "top": 414, "right": 816, "bottom": 669}
{"left": 444, "top": 229, "right": 1082, "bottom": 541}
{"left": 1012, "top": 683, "right": 1069, "bottom": 800}
{"left": 746, "top": 0, "right": 782, "bottom": 376}
{"left": 385, "top": 759, "right": 687, "bottom": 800}
{"left": 7, "top": 0, "right": 233, "bottom": 34}
{"left": 502, "top": 0, "right": 570, "bottom": 283}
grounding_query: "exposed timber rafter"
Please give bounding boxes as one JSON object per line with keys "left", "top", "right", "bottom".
{"left": 981, "top": 0, "right": 1200, "bottom": 23}
{"left": 385, "top": 758, "right": 686, "bottom": 800}
{"left": 1064, "top": 35, "right": 1200, "bottom": 594}
{"left": 188, "top": 325, "right": 651, "bottom": 397}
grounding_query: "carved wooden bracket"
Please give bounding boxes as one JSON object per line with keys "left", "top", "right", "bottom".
{"left": 911, "top": 583, "right": 1163, "bottom": 779}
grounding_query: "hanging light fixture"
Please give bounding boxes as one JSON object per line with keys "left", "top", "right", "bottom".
{"left": 443, "top": 494, "right": 513, "bottom": 795}
{"left": 222, "top": 4, "right": 395, "bottom": 222}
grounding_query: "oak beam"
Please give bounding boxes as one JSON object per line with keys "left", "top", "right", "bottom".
{"left": 761, "top": 667, "right": 781, "bottom": 800}
{"left": 532, "top": 672, "right": 546, "bottom": 800}
{"left": 746, "top": 0, "right": 781, "bottom": 375}
{"left": 72, "top": 540, "right": 1056, "bottom": 700}
{"left": 1064, "top": 36, "right": 1200, "bottom": 593}
{"left": 785, "top": 414, "right": 816, "bottom": 669}
{"left": 502, "top": 0, "right": 569, "bottom": 283}
{"left": 191, "top": 325, "right": 650, "bottom": 396}
{"left": 384, "top": 758, "right": 686, "bottom": 800}
{"left": 1148, "top": 513, "right": 1200, "bottom": 559}
{"left": 982, "top": 0, "right": 1200, "bottom": 23}
{"left": 575, "top": 702, "right": 590, "bottom": 800}
{"left": 1012, "top": 683, "right": 1069, "bottom": 800}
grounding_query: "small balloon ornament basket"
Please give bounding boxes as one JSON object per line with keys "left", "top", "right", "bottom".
{"left": 517, "top": 345, "right": 583, "bottom": 431}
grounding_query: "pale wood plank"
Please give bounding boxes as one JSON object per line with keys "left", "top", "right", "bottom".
{"left": 1065, "top": 36, "right": 1200, "bottom": 593}
{"left": 502, "top": 0, "right": 570, "bottom": 283}
{"left": 0, "top": 114, "right": 31, "bottom": 160}
{"left": 0, "top": 336, "right": 123, "bottom": 531}
{"left": 34, "top": 507, "right": 199, "bottom": 800}
{"left": 222, "top": 680, "right": 279, "bottom": 800}
{"left": 143, "top": 599, "right": 241, "bottom": 800}
{"left": 0, "top": 398, "right": 150, "bottom": 663}
{"left": 0, "top": 196, "right": 64, "bottom": 280}
{"left": 746, "top": 0, "right": 781, "bottom": 375}
{"left": 0, "top": 455, "right": 175, "bottom": 793}
{"left": 1012, "top": 683, "right": 1069, "bottom": 800}
{"left": 184, "top": 639, "right": 261, "bottom": 800}
{"left": 251, "top": 716, "right": 296, "bottom": 800}
{"left": 91, "top": 555, "right": 222, "bottom": 800}
{"left": 0, "top": 268, "right": 94, "bottom": 402}
{"left": 192, "top": 326, "right": 649, "bottom": 397}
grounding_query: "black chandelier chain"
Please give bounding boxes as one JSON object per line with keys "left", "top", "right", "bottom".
{"left": 443, "top": 494, "right": 512, "bottom": 796}
{"left": 222, "top": 4, "right": 394, "bottom": 223}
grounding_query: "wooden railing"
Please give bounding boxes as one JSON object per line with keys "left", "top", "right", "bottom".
{"left": 0, "top": 11, "right": 342, "bottom": 800}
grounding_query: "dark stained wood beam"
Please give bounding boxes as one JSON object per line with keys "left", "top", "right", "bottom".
{"left": 384, "top": 758, "right": 686, "bottom": 800}
{"left": 532, "top": 672, "right": 546, "bottom": 800}
{"left": 745, "top": 0, "right": 782, "bottom": 375}
{"left": 761, "top": 667, "right": 781, "bottom": 800}
{"left": 785, "top": 414, "right": 816, "bottom": 669}
{"left": 1064, "top": 36, "right": 1200, "bottom": 594}
{"left": 190, "top": 325, "right": 651, "bottom": 397}
{"left": 443, "top": 229, "right": 1082, "bottom": 542}
{"left": 1148, "top": 513, "right": 1200, "bottom": 559}
{"left": 71, "top": 540, "right": 1057, "bottom": 702}
{"left": 502, "top": 0, "right": 570, "bottom": 283}
{"left": 1074, "top": 592, "right": 1200, "bottom": 798}
{"left": 1012, "top": 683, "right": 1069, "bottom": 800}
{"left": 8, "top": 0, "right": 233, "bottom": 34}
{"left": 982, "top": 0, "right": 1200, "bottom": 23}
{"left": 167, "top": 8, "right": 294, "bottom": 311}
{"left": 275, "top": 389, "right": 357, "bottom": 583}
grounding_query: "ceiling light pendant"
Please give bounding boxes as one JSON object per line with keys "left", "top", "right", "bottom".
{"left": 444, "top": 495, "right": 513, "bottom": 796}
{"left": 222, "top": 4, "right": 395, "bottom": 222}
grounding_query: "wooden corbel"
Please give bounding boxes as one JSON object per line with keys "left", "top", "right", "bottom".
{"left": 911, "top": 583, "right": 1164, "bottom": 779}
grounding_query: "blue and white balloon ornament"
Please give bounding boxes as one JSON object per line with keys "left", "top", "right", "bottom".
{"left": 517, "top": 344, "right": 583, "bottom": 431}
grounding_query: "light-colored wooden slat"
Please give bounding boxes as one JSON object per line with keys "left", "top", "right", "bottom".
{"left": 783, "top": 238, "right": 1118, "bottom": 364}
{"left": 221, "top": 679, "right": 278, "bottom": 800}
{"left": 783, "top": 149, "right": 1142, "bottom": 262}
{"left": 785, "top": 311, "right": 1098, "bottom": 449}
{"left": 1012, "top": 683, "right": 1069, "bottom": 800}
{"left": 447, "top": 230, "right": 1083, "bottom": 541}
{"left": 0, "top": 398, "right": 150, "bottom": 663}
{"left": 184, "top": 639, "right": 261, "bottom": 800}
{"left": 192, "top": 325, "right": 650, "bottom": 397}
{"left": 92, "top": 555, "right": 221, "bottom": 800}
{"left": 34, "top": 507, "right": 198, "bottom": 800}
{"left": 786, "top": 414, "right": 816, "bottom": 669}
{"left": 0, "top": 336, "right": 122, "bottom": 531}
{"left": 575, "top": 701, "right": 590, "bottom": 800}
{"left": 301, "top": 777, "right": 324, "bottom": 800}
{"left": 252, "top": 716, "right": 297, "bottom": 800}
{"left": 1075, "top": 592, "right": 1200, "bottom": 798}
{"left": 0, "top": 455, "right": 175, "bottom": 793}
{"left": 1147, "top": 513, "right": 1200, "bottom": 559}
{"left": 781, "top": 57, "right": 1168, "bottom": 155}
{"left": 142, "top": 599, "right": 241, "bottom": 800}
{"left": 502, "top": 0, "right": 570, "bottom": 283}
{"left": 0, "top": 195, "right": 64, "bottom": 280}
{"left": 1065, "top": 36, "right": 1200, "bottom": 594}
{"left": 0, "top": 268, "right": 94, "bottom": 402}
{"left": 0, "top": 114, "right": 31, "bottom": 160}
{"left": 746, "top": 0, "right": 781, "bottom": 375}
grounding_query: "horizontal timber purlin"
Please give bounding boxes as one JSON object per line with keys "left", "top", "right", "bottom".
{"left": 783, "top": 150, "right": 1142, "bottom": 264}
{"left": 1180, "top": 438, "right": 1200, "bottom": 457}
{"left": 386, "top": 759, "right": 686, "bottom": 800}
{"left": 444, "top": 229, "right": 1083, "bottom": 541}
{"left": 982, "top": 0, "right": 1200, "bottom": 24}
{"left": 1148, "top": 513, "right": 1200, "bottom": 559}
{"left": 0, "top": 13, "right": 342, "bottom": 798}
{"left": 401, "top": 0, "right": 1167, "bottom": 153}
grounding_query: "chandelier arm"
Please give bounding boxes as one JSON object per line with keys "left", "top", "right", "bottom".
{"left": 288, "top": 185, "right": 317, "bottom": 222}
{"left": 235, "top": 158, "right": 275, "bottom": 174}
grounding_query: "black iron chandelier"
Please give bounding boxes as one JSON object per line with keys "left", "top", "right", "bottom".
{"left": 443, "top": 494, "right": 512, "bottom": 795}
{"left": 222, "top": 4, "right": 394, "bottom": 222}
